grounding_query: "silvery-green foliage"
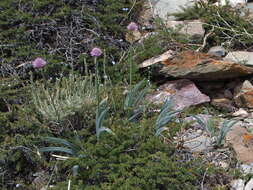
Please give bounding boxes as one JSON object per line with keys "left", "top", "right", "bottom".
{"left": 39, "top": 136, "right": 84, "bottom": 157}
{"left": 216, "top": 119, "right": 238, "bottom": 146}
{"left": 155, "top": 98, "right": 180, "bottom": 136}
{"left": 192, "top": 116, "right": 216, "bottom": 137}
{"left": 193, "top": 116, "right": 238, "bottom": 147}
{"left": 124, "top": 80, "right": 150, "bottom": 121}
{"left": 31, "top": 74, "right": 96, "bottom": 123}
{"left": 96, "top": 98, "right": 114, "bottom": 141}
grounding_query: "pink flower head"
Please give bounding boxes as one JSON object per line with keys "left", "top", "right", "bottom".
{"left": 32, "top": 57, "right": 47, "bottom": 69}
{"left": 127, "top": 22, "right": 138, "bottom": 31}
{"left": 90, "top": 47, "right": 102, "bottom": 57}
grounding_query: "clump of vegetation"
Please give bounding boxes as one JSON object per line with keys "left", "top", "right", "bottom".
{"left": 31, "top": 74, "right": 96, "bottom": 124}
{"left": 193, "top": 116, "right": 238, "bottom": 147}
{"left": 173, "top": 1, "right": 253, "bottom": 49}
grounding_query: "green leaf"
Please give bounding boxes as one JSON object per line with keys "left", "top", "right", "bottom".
{"left": 39, "top": 147, "right": 75, "bottom": 155}
{"left": 42, "top": 137, "right": 80, "bottom": 153}
{"left": 124, "top": 80, "right": 148, "bottom": 109}
{"left": 192, "top": 115, "right": 206, "bottom": 129}
{"left": 98, "top": 127, "right": 115, "bottom": 136}
{"left": 155, "top": 127, "right": 169, "bottom": 136}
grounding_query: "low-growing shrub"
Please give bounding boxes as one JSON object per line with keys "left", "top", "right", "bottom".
{"left": 50, "top": 118, "right": 213, "bottom": 190}
{"left": 173, "top": 1, "right": 253, "bottom": 49}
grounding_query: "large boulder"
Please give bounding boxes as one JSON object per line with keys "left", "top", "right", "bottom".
{"left": 158, "top": 51, "right": 253, "bottom": 81}
{"left": 146, "top": 79, "right": 210, "bottom": 110}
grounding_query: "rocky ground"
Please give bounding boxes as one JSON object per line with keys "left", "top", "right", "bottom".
{"left": 137, "top": 0, "right": 253, "bottom": 189}
{"left": 3, "top": 0, "right": 253, "bottom": 189}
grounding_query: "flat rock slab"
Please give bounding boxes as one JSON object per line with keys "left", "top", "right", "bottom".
{"left": 160, "top": 51, "right": 253, "bottom": 81}
{"left": 227, "top": 124, "right": 253, "bottom": 164}
{"left": 151, "top": 0, "right": 195, "bottom": 20}
{"left": 166, "top": 20, "right": 205, "bottom": 38}
{"left": 146, "top": 79, "right": 210, "bottom": 110}
{"left": 224, "top": 51, "right": 253, "bottom": 67}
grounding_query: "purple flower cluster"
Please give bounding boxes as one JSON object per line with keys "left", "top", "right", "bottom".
{"left": 32, "top": 57, "right": 47, "bottom": 69}
{"left": 90, "top": 47, "right": 103, "bottom": 57}
{"left": 127, "top": 22, "right": 138, "bottom": 31}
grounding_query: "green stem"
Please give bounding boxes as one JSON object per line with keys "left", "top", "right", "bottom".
{"left": 95, "top": 57, "right": 100, "bottom": 106}
{"left": 129, "top": 53, "right": 132, "bottom": 88}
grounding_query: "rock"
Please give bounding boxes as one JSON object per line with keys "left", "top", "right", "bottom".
{"left": 146, "top": 79, "right": 210, "bottom": 110}
{"left": 125, "top": 30, "right": 142, "bottom": 43}
{"left": 139, "top": 50, "right": 174, "bottom": 68}
{"left": 211, "top": 98, "right": 236, "bottom": 112}
{"left": 226, "top": 124, "right": 253, "bottom": 163}
{"left": 224, "top": 51, "right": 253, "bottom": 67}
{"left": 208, "top": 46, "right": 226, "bottom": 57}
{"left": 240, "top": 164, "right": 253, "bottom": 175}
{"left": 248, "top": 2, "right": 253, "bottom": 13}
{"left": 183, "top": 134, "right": 213, "bottom": 152}
{"left": 151, "top": 0, "right": 195, "bottom": 20}
{"left": 166, "top": 20, "right": 205, "bottom": 38}
{"left": 230, "top": 179, "right": 245, "bottom": 190}
{"left": 232, "top": 108, "right": 249, "bottom": 117}
{"left": 160, "top": 51, "right": 253, "bottom": 81}
{"left": 220, "top": 0, "right": 247, "bottom": 7}
{"left": 245, "top": 178, "right": 253, "bottom": 190}
{"left": 234, "top": 80, "right": 253, "bottom": 108}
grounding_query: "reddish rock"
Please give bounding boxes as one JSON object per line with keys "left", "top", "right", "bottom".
{"left": 160, "top": 51, "right": 253, "bottom": 81}
{"left": 227, "top": 124, "right": 253, "bottom": 164}
{"left": 146, "top": 79, "right": 210, "bottom": 110}
{"left": 234, "top": 80, "right": 253, "bottom": 108}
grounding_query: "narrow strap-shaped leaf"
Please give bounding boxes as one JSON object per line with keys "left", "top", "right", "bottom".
{"left": 39, "top": 147, "right": 75, "bottom": 155}
{"left": 192, "top": 115, "right": 206, "bottom": 129}
{"left": 156, "top": 110, "right": 180, "bottom": 129}
{"left": 124, "top": 80, "right": 146, "bottom": 109}
{"left": 96, "top": 107, "right": 109, "bottom": 130}
{"left": 42, "top": 137, "right": 80, "bottom": 152}
{"left": 133, "top": 86, "right": 149, "bottom": 106}
{"left": 128, "top": 107, "right": 144, "bottom": 122}
{"left": 155, "top": 127, "right": 169, "bottom": 136}
{"left": 206, "top": 119, "right": 216, "bottom": 136}
{"left": 97, "top": 127, "right": 115, "bottom": 140}
{"left": 157, "top": 99, "right": 174, "bottom": 123}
